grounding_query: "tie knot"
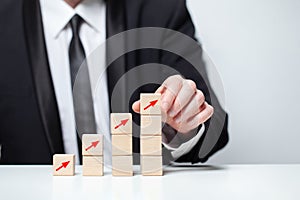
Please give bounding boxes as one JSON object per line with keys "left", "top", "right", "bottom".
{"left": 70, "top": 14, "right": 84, "bottom": 34}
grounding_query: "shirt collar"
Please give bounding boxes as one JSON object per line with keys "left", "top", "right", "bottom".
{"left": 40, "top": 0, "right": 104, "bottom": 38}
{"left": 76, "top": 0, "right": 104, "bottom": 33}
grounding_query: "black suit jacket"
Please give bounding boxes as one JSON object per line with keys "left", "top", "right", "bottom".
{"left": 0, "top": 0, "right": 229, "bottom": 164}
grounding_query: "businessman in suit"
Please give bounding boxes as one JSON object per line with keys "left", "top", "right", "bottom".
{"left": 0, "top": 0, "right": 229, "bottom": 164}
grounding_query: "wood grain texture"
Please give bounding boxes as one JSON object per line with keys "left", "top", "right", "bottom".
{"left": 140, "top": 136, "right": 162, "bottom": 155}
{"left": 82, "top": 134, "right": 103, "bottom": 156}
{"left": 111, "top": 113, "right": 132, "bottom": 134}
{"left": 112, "top": 156, "right": 133, "bottom": 176}
{"left": 82, "top": 166, "right": 103, "bottom": 176}
{"left": 83, "top": 155, "right": 103, "bottom": 166}
{"left": 82, "top": 156, "right": 103, "bottom": 176}
{"left": 140, "top": 115, "right": 162, "bottom": 136}
{"left": 141, "top": 156, "right": 163, "bottom": 176}
{"left": 140, "top": 93, "right": 161, "bottom": 115}
{"left": 112, "top": 135, "right": 132, "bottom": 156}
{"left": 53, "top": 154, "right": 75, "bottom": 176}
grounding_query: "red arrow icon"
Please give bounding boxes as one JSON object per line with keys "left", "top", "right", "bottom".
{"left": 56, "top": 161, "right": 70, "bottom": 171}
{"left": 143, "top": 100, "right": 158, "bottom": 110}
{"left": 114, "top": 119, "right": 129, "bottom": 129}
{"left": 85, "top": 140, "right": 100, "bottom": 151}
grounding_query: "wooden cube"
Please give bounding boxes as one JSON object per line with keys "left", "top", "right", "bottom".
{"left": 82, "top": 156, "right": 103, "bottom": 176}
{"left": 141, "top": 156, "right": 163, "bottom": 176}
{"left": 112, "top": 135, "right": 132, "bottom": 156}
{"left": 140, "top": 136, "right": 162, "bottom": 156}
{"left": 82, "top": 134, "right": 103, "bottom": 156}
{"left": 140, "top": 93, "right": 161, "bottom": 115}
{"left": 111, "top": 113, "right": 132, "bottom": 134}
{"left": 83, "top": 155, "right": 103, "bottom": 166}
{"left": 112, "top": 156, "right": 133, "bottom": 176}
{"left": 140, "top": 115, "right": 162, "bottom": 136}
{"left": 53, "top": 154, "right": 75, "bottom": 176}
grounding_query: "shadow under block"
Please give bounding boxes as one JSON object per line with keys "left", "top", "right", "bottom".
{"left": 140, "top": 115, "right": 162, "bottom": 136}
{"left": 82, "top": 134, "right": 103, "bottom": 156}
{"left": 140, "top": 136, "right": 162, "bottom": 156}
{"left": 111, "top": 113, "right": 132, "bottom": 134}
{"left": 141, "top": 156, "right": 163, "bottom": 176}
{"left": 82, "top": 156, "right": 103, "bottom": 176}
{"left": 53, "top": 154, "right": 75, "bottom": 176}
{"left": 112, "top": 156, "right": 133, "bottom": 176}
{"left": 112, "top": 135, "right": 132, "bottom": 156}
{"left": 140, "top": 93, "right": 161, "bottom": 115}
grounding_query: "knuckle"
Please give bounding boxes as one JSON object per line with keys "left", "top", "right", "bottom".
{"left": 163, "top": 76, "right": 175, "bottom": 86}
{"left": 165, "top": 75, "right": 183, "bottom": 89}
{"left": 198, "top": 90, "right": 204, "bottom": 99}
{"left": 173, "top": 74, "right": 183, "bottom": 80}
{"left": 196, "top": 90, "right": 205, "bottom": 103}
{"left": 167, "top": 75, "right": 181, "bottom": 83}
{"left": 186, "top": 79, "right": 197, "bottom": 91}
{"left": 174, "top": 75, "right": 184, "bottom": 87}
{"left": 195, "top": 93, "right": 201, "bottom": 103}
{"left": 178, "top": 80, "right": 184, "bottom": 89}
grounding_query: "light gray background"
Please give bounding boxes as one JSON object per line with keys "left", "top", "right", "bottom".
{"left": 187, "top": 0, "right": 300, "bottom": 164}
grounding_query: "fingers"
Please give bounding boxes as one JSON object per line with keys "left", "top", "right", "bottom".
{"left": 186, "top": 102, "right": 214, "bottom": 128}
{"left": 132, "top": 75, "right": 214, "bottom": 134}
{"left": 132, "top": 100, "right": 140, "bottom": 113}
{"left": 160, "top": 75, "right": 184, "bottom": 112}
{"left": 155, "top": 86, "right": 165, "bottom": 94}
{"left": 168, "top": 79, "right": 197, "bottom": 118}
{"left": 173, "top": 89, "right": 205, "bottom": 123}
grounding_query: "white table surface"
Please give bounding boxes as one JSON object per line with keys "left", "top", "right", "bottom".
{"left": 0, "top": 164, "right": 299, "bottom": 200}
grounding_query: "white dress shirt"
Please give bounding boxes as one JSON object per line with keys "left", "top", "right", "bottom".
{"left": 39, "top": 0, "right": 204, "bottom": 165}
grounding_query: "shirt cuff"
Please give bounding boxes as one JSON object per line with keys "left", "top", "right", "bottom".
{"left": 162, "top": 124, "right": 205, "bottom": 160}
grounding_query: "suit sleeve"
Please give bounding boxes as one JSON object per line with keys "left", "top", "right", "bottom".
{"left": 160, "top": 0, "right": 229, "bottom": 163}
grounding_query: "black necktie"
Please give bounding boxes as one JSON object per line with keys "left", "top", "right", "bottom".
{"left": 68, "top": 15, "right": 97, "bottom": 159}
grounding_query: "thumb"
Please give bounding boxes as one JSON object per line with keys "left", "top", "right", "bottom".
{"left": 132, "top": 100, "right": 140, "bottom": 113}
{"left": 155, "top": 86, "right": 165, "bottom": 94}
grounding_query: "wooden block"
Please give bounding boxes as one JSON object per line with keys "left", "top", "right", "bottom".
{"left": 82, "top": 156, "right": 103, "bottom": 176}
{"left": 83, "top": 155, "right": 103, "bottom": 166}
{"left": 53, "top": 154, "right": 75, "bottom": 176}
{"left": 111, "top": 113, "right": 132, "bottom": 134}
{"left": 82, "top": 166, "right": 103, "bottom": 176}
{"left": 82, "top": 134, "right": 103, "bottom": 156}
{"left": 140, "top": 136, "right": 162, "bottom": 156}
{"left": 112, "top": 156, "right": 133, "bottom": 176}
{"left": 141, "top": 156, "right": 163, "bottom": 176}
{"left": 141, "top": 115, "right": 161, "bottom": 136}
{"left": 112, "top": 135, "right": 132, "bottom": 156}
{"left": 140, "top": 93, "right": 161, "bottom": 115}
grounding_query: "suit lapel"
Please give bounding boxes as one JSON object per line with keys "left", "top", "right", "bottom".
{"left": 106, "top": 0, "right": 128, "bottom": 112}
{"left": 23, "top": 0, "right": 64, "bottom": 154}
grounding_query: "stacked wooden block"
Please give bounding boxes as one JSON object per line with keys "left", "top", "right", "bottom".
{"left": 140, "top": 93, "right": 163, "bottom": 176}
{"left": 111, "top": 113, "right": 133, "bottom": 176}
{"left": 82, "top": 134, "right": 104, "bottom": 176}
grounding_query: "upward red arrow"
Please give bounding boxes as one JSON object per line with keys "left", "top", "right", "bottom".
{"left": 56, "top": 161, "right": 70, "bottom": 171}
{"left": 143, "top": 100, "right": 158, "bottom": 110}
{"left": 85, "top": 140, "right": 100, "bottom": 151}
{"left": 114, "top": 119, "right": 129, "bottom": 129}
